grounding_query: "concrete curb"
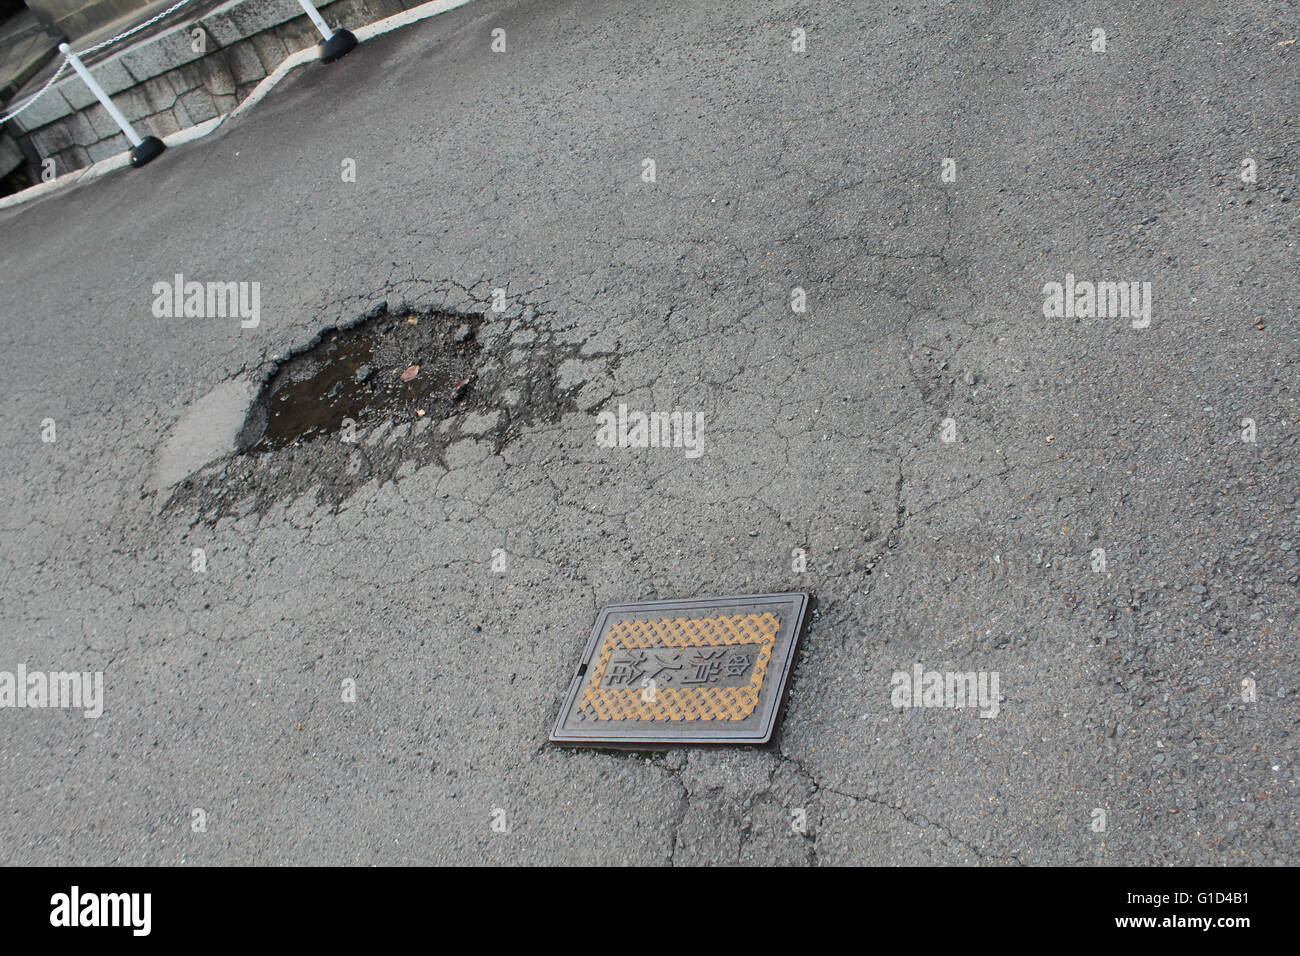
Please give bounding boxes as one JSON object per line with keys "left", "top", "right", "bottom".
{"left": 0, "top": 0, "right": 476, "bottom": 211}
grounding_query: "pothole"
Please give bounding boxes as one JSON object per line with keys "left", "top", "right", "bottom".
{"left": 239, "top": 307, "right": 483, "bottom": 453}
{"left": 164, "top": 301, "right": 601, "bottom": 522}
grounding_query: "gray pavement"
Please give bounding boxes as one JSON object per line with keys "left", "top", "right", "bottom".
{"left": 0, "top": 0, "right": 1296, "bottom": 865}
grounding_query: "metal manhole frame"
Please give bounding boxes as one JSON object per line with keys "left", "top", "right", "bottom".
{"left": 549, "top": 591, "right": 810, "bottom": 747}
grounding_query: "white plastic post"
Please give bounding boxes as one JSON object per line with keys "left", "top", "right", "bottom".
{"left": 296, "top": 0, "right": 334, "bottom": 40}
{"left": 58, "top": 43, "right": 142, "bottom": 147}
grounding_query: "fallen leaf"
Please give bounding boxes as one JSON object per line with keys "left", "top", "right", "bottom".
{"left": 400, "top": 364, "right": 419, "bottom": 382}
{"left": 407, "top": 315, "right": 418, "bottom": 325}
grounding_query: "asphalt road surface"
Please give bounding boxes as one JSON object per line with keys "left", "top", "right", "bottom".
{"left": 0, "top": 0, "right": 1295, "bottom": 865}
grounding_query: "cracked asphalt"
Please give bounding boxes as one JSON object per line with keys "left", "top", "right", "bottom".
{"left": 0, "top": 0, "right": 1296, "bottom": 865}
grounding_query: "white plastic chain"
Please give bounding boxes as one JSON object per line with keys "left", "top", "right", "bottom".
{"left": 0, "top": 0, "right": 197, "bottom": 124}
{"left": 79, "top": 0, "right": 198, "bottom": 57}
{"left": 0, "top": 59, "right": 70, "bottom": 123}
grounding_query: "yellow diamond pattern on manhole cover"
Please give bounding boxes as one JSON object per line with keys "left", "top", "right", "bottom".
{"left": 579, "top": 613, "right": 779, "bottom": 721}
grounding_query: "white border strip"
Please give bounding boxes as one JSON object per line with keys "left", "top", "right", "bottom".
{"left": 0, "top": 0, "right": 477, "bottom": 211}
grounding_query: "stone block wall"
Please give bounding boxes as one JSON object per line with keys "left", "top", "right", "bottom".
{"left": 11, "top": 0, "right": 425, "bottom": 178}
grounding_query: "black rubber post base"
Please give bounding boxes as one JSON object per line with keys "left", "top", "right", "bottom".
{"left": 318, "top": 28, "right": 358, "bottom": 63}
{"left": 130, "top": 136, "right": 166, "bottom": 168}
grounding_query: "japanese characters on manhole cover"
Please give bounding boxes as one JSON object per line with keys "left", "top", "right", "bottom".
{"left": 550, "top": 593, "right": 810, "bottom": 746}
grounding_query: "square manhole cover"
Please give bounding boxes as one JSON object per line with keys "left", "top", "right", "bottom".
{"left": 550, "top": 592, "right": 810, "bottom": 747}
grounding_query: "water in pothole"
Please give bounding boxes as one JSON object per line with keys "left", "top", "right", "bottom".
{"left": 240, "top": 310, "right": 481, "bottom": 452}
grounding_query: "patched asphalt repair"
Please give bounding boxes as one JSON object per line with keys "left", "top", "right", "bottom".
{"left": 0, "top": 0, "right": 1295, "bottom": 865}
